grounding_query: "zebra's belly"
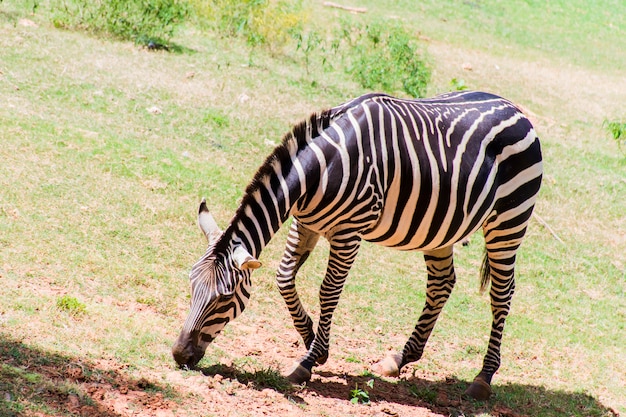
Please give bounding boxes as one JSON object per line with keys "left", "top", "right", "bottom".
{"left": 360, "top": 205, "right": 492, "bottom": 251}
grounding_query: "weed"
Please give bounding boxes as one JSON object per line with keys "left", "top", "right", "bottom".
{"left": 248, "top": 0, "right": 307, "bottom": 52}
{"left": 407, "top": 384, "right": 437, "bottom": 403}
{"left": 450, "top": 77, "right": 469, "bottom": 91}
{"left": 56, "top": 295, "right": 86, "bottom": 317}
{"left": 192, "top": 0, "right": 307, "bottom": 51}
{"left": 349, "top": 379, "right": 374, "bottom": 404}
{"left": 203, "top": 109, "right": 231, "bottom": 130}
{"left": 245, "top": 367, "right": 291, "bottom": 392}
{"left": 603, "top": 120, "right": 626, "bottom": 154}
{"left": 295, "top": 30, "right": 324, "bottom": 74}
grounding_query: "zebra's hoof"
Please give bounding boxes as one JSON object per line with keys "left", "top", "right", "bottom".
{"left": 286, "top": 363, "right": 311, "bottom": 385}
{"left": 316, "top": 352, "right": 329, "bottom": 365}
{"left": 371, "top": 352, "right": 403, "bottom": 377}
{"left": 464, "top": 376, "right": 492, "bottom": 401}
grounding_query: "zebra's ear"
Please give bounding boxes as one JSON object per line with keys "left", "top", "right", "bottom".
{"left": 232, "top": 246, "right": 262, "bottom": 271}
{"left": 198, "top": 198, "right": 221, "bottom": 244}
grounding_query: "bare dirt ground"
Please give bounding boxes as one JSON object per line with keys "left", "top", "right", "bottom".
{"left": 2, "top": 328, "right": 524, "bottom": 417}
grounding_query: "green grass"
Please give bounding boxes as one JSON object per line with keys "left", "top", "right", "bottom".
{"left": 358, "top": 0, "right": 626, "bottom": 72}
{"left": 1, "top": 1, "right": 624, "bottom": 416}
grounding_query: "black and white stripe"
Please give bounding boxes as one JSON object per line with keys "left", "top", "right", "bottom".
{"left": 172, "top": 91, "right": 543, "bottom": 399}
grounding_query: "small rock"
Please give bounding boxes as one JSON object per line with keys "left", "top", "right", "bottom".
{"left": 67, "top": 393, "right": 80, "bottom": 410}
{"left": 261, "top": 388, "right": 274, "bottom": 398}
{"left": 492, "top": 405, "right": 519, "bottom": 417}
{"left": 66, "top": 366, "right": 84, "bottom": 381}
{"left": 146, "top": 106, "right": 162, "bottom": 115}
{"left": 238, "top": 93, "right": 250, "bottom": 104}
{"left": 435, "top": 390, "right": 449, "bottom": 406}
{"left": 18, "top": 18, "right": 38, "bottom": 28}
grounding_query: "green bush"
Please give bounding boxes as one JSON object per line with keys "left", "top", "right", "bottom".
{"left": 344, "top": 22, "right": 431, "bottom": 98}
{"left": 52, "top": 0, "right": 189, "bottom": 47}
{"left": 186, "top": 1, "right": 431, "bottom": 95}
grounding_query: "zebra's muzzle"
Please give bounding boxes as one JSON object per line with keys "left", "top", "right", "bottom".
{"left": 171, "top": 330, "right": 208, "bottom": 369}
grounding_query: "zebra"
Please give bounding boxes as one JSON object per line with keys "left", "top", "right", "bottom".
{"left": 171, "top": 91, "right": 543, "bottom": 400}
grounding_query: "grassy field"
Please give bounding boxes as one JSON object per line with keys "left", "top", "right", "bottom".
{"left": 1, "top": 0, "right": 624, "bottom": 416}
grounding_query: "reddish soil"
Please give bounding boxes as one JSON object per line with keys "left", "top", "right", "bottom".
{"left": 1, "top": 330, "right": 534, "bottom": 417}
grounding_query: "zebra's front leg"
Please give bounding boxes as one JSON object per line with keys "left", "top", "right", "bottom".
{"left": 276, "top": 220, "right": 321, "bottom": 352}
{"left": 372, "top": 247, "right": 456, "bottom": 377}
{"left": 287, "top": 234, "right": 361, "bottom": 384}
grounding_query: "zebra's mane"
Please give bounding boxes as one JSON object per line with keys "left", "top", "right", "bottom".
{"left": 245, "top": 108, "right": 334, "bottom": 197}
{"left": 240, "top": 93, "right": 385, "bottom": 202}
{"left": 214, "top": 108, "right": 336, "bottom": 253}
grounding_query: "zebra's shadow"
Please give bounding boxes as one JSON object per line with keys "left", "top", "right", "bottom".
{"left": 310, "top": 371, "right": 619, "bottom": 417}
{"left": 198, "top": 363, "right": 619, "bottom": 417}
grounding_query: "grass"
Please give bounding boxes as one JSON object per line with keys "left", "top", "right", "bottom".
{"left": 1, "top": 1, "right": 625, "bottom": 416}
{"left": 357, "top": 0, "right": 626, "bottom": 73}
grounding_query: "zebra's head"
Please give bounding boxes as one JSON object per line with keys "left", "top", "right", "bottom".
{"left": 172, "top": 199, "right": 261, "bottom": 369}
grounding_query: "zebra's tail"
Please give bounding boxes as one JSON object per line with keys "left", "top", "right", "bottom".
{"left": 479, "top": 252, "right": 490, "bottom": 294}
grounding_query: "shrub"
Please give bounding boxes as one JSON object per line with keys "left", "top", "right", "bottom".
{"left": 190, "top": 0, "right": 307, "bottom": 51}
{"left": 187, "top": 2, "right": 431, "bottom": 95}
{"left": 343, "top": 22, "right": 431, "bottom": 98}
{"left": 52, "top": 0, "right": 189, "bottom": 48}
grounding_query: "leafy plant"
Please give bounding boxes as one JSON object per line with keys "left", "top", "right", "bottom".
{"left": 295, "top": 29, "right": 324, "bottom": 74}
{"left": 349, "top": 379, "right": 374, "bottom": 404}
{"left": 603, "top": 120, "right": 626, "bottom": 154}
{"left": 342, "top": 21, "right": 431, "bottom": 98}
{"left": 450, "top": 77, "right": 469, "bottom": 91}
{"left": 191, "top": 0, "right": 307, "bottom": 51}
{"left": 51, "top": 0, "right": 189, "bottom": 48}
{"left": 56, "top": 295, "right": 86, "bottom": 316}
{"left": 249, "top": 1, "right": 306, "bottom": 51}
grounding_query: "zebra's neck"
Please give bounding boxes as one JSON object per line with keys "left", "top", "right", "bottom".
{"left": 214, "top": 109, "right": 338, "bottom": 259}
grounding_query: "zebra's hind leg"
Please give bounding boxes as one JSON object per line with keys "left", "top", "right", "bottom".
{"left": 465, "top": 205, "right": 535, "bottom": 400}
{"left": 372, "top": 246, "right": 456, "bottom": 377}
{"left": 464, "top": 246, "right": 518, "bottom": 400}
{"left": 276, "top": 220, "right": 321, "bottom": 357}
